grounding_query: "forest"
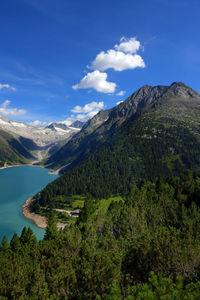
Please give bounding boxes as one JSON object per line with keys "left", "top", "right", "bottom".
{"left": 32, "top": 112, "right": 200, "bottom": 211}
{"left": 1, "top": 171, "right": 200, "bottom": 299}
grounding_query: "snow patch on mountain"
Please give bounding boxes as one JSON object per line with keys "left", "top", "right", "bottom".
{"left": 0, "top": 115, "right": 83, "bottom": 148}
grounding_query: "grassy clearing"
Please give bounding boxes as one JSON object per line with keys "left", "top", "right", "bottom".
{"left": 72, "top": 199, "right": 84, "bottom": 209}
{"left": 95, "top": 195, "right": 124, "bottom": 215}
{"left": 52, "top": 194, "right": 123, "bottom": 211}
{"left": 40, "top": 194, "right": 124, "bottom": 223}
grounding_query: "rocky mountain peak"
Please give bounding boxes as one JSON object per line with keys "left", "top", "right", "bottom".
{"left": 81, "top": 109, "right": 112, "bottom": 133}
{"left": 71, "top": 120, "right": 84, "bottom": 129}
{"left": 47, "top": 123, "right": 69, "bottom": 131}
{"left": 167, "top": 82, "right": 200, "bottom": 98}
{"left": 112, "top": 82, "right": 200, "bottom": 122}
{"left": 130, "top": 84, "right": 168, "bottom": 105}
{"left": 108, "top": 84, "right": 168, "bottom": 121}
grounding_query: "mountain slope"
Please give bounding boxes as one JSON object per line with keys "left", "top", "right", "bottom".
{"left": 0, "top": 116, "right": 83, "bottom": 164}
{"left": 0, "top": 129, "right": 35, "bottom": 166}
{"left": 44, "top": 108, "right": 113, "bottom": 169}
{"left": 44, "top": 85, "right": 169, "bottom": 170}
{"left": 0, "top": 116, "right": 80, "bottom": 147}
{"left": 45, "top": 82, "right": 199, "bottom": 172}
{"left": 32, "top": 82, "right": 200, "bottom": 209}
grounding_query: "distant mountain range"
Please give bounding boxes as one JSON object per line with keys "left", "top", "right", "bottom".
{"left": 0, "top": 116, "right": 84, "bottom": 165}
{"left": 46, "top": 120, "right": 84, "bottom": 132}
{"left": 0, "top": 129, "right": 34, "bottom": 167}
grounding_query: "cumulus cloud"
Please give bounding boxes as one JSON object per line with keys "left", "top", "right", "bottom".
{"left": 114, "top": 37, "right": 140, "bottom": 53}
{"left": 75, "top": 110, "right": 101, "bottom": 120}
{"left": 0, "top": 83, "right": 16, "bottom": 91}
{"left": 0, "top": 100, "right": 26, "bottom": 116}
{"left": 91, "top": 36, "right": 145, "bottom": 72}
{"left": 72, "top": 70, "right": 116, "bottom": 93}
{"left": 91, "top": 49, "right": 145, "bottom": 72}
{"left": 30, "top": 120, "right": 49, "bottom": 127}
{"left": 63, "top": 101, "right": 105, "bottom": 124}
{"left": 117, "top": 90, "right": 126, "bottom": 96}
{"left": 71, "top": 101, "right": 104, "bottom": 113}
{"left": 72, "top": 37, "right": 145, "bottom": 94}
{"left": 62, "top": 116, "right": 74, "bottom": 126}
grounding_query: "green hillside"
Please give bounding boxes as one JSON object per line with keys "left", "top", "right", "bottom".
{"left": 0, "top": 129, "right": 35, "bottom": 166}
{"left": 32, "top": 82, "right": 200, "bottom": 210}
{"left": 44, "top": 82, "right": 200, "bottom": 175}
{"left": 2, "top": 82, "right": 200, "bottom": 299}
{"left": 1, "top": 172, "right": 200, "bottom": 298}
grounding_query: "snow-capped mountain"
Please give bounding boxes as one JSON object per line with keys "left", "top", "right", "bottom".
{"left": 45, "top": 121, "right": 83, "bottom": 134}
{"left": 0, "top": 115, "right": 84, "bottom": 163}
{"left": 0, "top": 116, "right": 81, "bottom": 147}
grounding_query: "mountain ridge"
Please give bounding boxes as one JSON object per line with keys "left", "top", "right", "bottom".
{"left": 0, "top": 128, "right": 35, "bottom": 166}
{"left": 45, "top": 81, "right": 200, "bottom": 171}
{"left": 32, "top": 81, "right": 200, "bottom": 210}
{"left": 1, "top": 81, "right": 199, "bottom": 169}
{"left": 0, "top": 116, "right": 83, "bottom": 164}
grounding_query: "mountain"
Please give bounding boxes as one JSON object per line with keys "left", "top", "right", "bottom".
{"left": 45, "top": 81, "right": 200, "bottom": 172}
{"left": 0, "top": 116, "right": 80, "bottom": 147}
{"left": 46, "top": 122, "right": 69, "bottom": 131}
{"left": 46, "top": 121, "right": 84, "bottom": 132}
{"left": 0, "top": 129, "right": 35, "bottom": 166}
{"left": 34, "top": 82, "right": 200, "bottom": 209}
{"left": 71, "top": 120, "right": 85, "bottom": 128}
{"left": 44, "top": 108, "right": 114, "bottom": 170}
{"left": 0, "top": 116, "right": 82, "bottom": 164}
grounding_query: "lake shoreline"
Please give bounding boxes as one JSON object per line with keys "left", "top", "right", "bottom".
{"left": 0, "top": 165, "right": 59, "bottom": 242}
{"left": 0, "top": 164, "right": 62, "bottom": 230}
{"left": 22, "top": 197, "right": 67, "bottom": 230}
{"left": 0, "top": 162, "right": 44, "bottom": 171}
{"left": 0, "top": 163, "right": 59, "bottom": 177}
{"left": 0, "top": 164, "right": 21, "bottom": 170}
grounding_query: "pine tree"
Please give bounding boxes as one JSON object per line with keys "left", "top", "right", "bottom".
{"left": 44, "top": 211, "right": 58, "bottom": 240}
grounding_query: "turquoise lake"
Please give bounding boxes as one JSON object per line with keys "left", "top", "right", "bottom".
{"left": 0, "top": 165, "right": 58, "bottom": 242}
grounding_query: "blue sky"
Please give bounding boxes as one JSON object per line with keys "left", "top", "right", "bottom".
{"left": 0, "top": 0, "right": 200, "bottom": 125}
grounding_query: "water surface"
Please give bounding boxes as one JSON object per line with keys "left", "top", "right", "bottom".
{"left": 0, "top": 165, "right": 58, "bottom": 242}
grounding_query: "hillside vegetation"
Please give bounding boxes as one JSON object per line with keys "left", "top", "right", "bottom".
{"left": 2, "top": 82, "right": 200, "bottom": 299}
{"left": 0, "top": 129, "right": 35, "bottom": 166}
{"left": 33, "top": 82, "right": 200, "bottom": 209}
{"left": 1, "top": 172, "right": 200, "bottom": 298}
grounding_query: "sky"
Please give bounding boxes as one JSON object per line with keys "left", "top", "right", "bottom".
{"left": 0, "top": 0, "right": 200, "bottom": 126}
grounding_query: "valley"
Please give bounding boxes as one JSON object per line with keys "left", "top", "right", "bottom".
{"left": 1, "top": 0, "right": 200, "bottom": 297}
{"left": 31, "top": 82, "right": 200, "bottom": 214}
{"left": 0, "top": 116, "right": 84, "bottom": 167}
{"left": 2, "top": 82, "right": 200, "bottom": 299}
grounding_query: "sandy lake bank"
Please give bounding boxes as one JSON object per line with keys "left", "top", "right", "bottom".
{"left": 22, "top": 197, "right": 67, "bottom": 230}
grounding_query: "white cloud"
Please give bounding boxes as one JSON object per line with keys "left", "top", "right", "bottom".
{"left": 62, "top": 116, "right": 74, "bottom": 126}
{"left": 0, "top": 83, "right": 16, "bottom": 91}
{"left": 63, "top": 101, "right": 105, "bottom": 124}
{"left": 71, "top": 101, "right": 104, "bottom": 113}
{"left": 0, "top": 100, "right": 26, "bottom": 116}
{"left": 91, "top": 50, "right": 145, "bottom": 72}
{"left": 117, "top": 90, "right": 126, "bottom": 96}
{"left": 91, "top": 37, "right": 145, "bottom": 72}
{"left": 72, "top": 70, "right": 116, "bottom": 93}
{"left": 29, "top": 120, "right": 49, "bottom": 127}
{"left": 114, "top": 37, "right": 140, "bottom": 53}
{"left": 116, "top": 101, "right": 123, "bottom": 106}
{"left": 72, "top": 37, "right": 145, "bottom": 94}
{"left": 75, "top": 110, "right": 100, "bottom": 120}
